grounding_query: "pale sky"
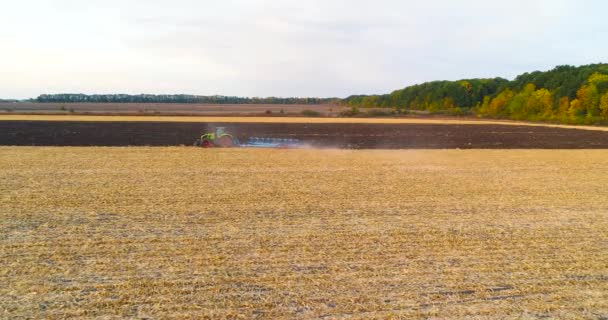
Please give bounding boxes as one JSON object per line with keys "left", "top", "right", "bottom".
{"left": 1, "top": 0, "right": 607, "bottom": 99}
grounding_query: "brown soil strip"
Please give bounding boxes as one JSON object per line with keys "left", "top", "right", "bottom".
{"left": 2, "top": 121, "right": 608, "bottom": 148}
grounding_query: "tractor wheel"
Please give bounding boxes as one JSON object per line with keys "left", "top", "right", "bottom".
{"left": 193, "top": 139, "right": 201, "bottom": 146}
{"left": 215, "top": 135, "right": 235, "bottom": 147}
{"left": 201, "top": 139, "right": 213, "bottom": 148}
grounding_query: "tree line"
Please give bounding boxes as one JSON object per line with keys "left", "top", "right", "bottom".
{"left": 18, "top": 63, "right": 608, "bottom": 124}
{"left": 344, "top": 63, "right": 608, "bottom": 124}
{"left": 36, "top": 94, "right": 338, "bottom": 105}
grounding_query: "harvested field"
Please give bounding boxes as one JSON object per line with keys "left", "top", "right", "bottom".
{"left": 1, "top": 147, "right": 607, "bottom": 318}
{"left": 0, "top": 103, "right": 345, "bottom": 116}
{"left": 2, "top": 119, "right": 608, "bottom": 148}
{"left": 2, "top": 114, "right": 608, "bottom": 130}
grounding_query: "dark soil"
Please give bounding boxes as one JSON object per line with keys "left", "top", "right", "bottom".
{"left": 1, "top": 121, "right": 608, "bottom": 149}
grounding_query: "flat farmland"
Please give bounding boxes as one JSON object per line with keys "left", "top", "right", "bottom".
{"left": 1, "top": 147, "right": 607, "bottom": 318}
{"left": 0, "top": 103, "right": 345, "bottom": 116}
{"left": 2, "top": 115, "right": 608, "bottom": 148}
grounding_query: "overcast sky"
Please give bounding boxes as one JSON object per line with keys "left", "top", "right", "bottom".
{"left": 1, "top": 0, "right": 607, "bottom": 99}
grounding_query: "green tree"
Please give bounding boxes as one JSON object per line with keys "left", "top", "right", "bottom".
{"left": 506, "top": 84, "right": 535, "bottom": 119}
{"left": 442, "top": 97, "right": 455, "bottom": 110}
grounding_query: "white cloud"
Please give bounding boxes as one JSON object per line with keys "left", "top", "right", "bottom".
{"left": 1, "top": 0, "right": 607, "bottom": 98}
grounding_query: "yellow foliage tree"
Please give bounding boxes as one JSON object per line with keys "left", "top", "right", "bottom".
{"left": 588, "top": 72, "right": 608, "bottom": 84}
{"left": 427, "top": 101, "right": 440, "bottom": 113}
{"left": 476, "top": 96, "right": 491, "bottom": 115}
{"left": 568, "top": 99, "right": 584, "bottom": 119}
{"left": 487, "top": 89, "right": 514, "bottom": 117}
{"left": 505, "top": 84, "right": 535, "bottom": 119}
{"left": 557, "top": 96, "right": 570, "bottom": 117}
{"left": 600, "top": 92, "right": 608, "bottom": 119}
{"left": 523, "top": 83, "right": 536, "bottom": 93}
{"left": 531, "top": 88, "right": 553, "bottom": 119}
{"left": 576, "top": 84, "right": 600, "bottom": 116}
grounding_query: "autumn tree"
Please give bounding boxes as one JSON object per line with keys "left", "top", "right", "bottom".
{"left": 600, "top": 92, "right": 608, "bottom": 119}
{"left": 338, "top": 63, "right": 608, "bottom": 124}
{"left": 588, "top": 72, "right": 608, "bottom": 85}
{"left": 505, "top": 84, "right": 535, "bottom": 119}
{"left": 485, "top": 89, "right": 514, "bottom": 117}
{"left": 577, "top": 84, "right": 600, "bottom": 117}
{"left": 531, "top": 88, "right": 553, "bottom": 119}
{"left": 556, "top": 96, "right": 570, "bottom": 120}
{"left": 568, "top": 99, "right": 584, "bottom": 120}
{"left": 475, "top": 96, "right": 491, "bottom": 115}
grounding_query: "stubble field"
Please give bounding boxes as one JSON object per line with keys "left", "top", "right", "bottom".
{"left": 0, "top": 103, "right": 347, "bottom": 116}
{"left": 1, "top": 147, "right": 607, "bottom": 318}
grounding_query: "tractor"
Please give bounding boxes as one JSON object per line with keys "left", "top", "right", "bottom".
{"left": 193, "top": 127, "right": 239, "bottom": 147}
{"left": 194, "top": 127, "right": 301, "bottom": 148}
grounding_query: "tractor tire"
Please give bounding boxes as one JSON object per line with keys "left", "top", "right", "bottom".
{"left": 201, "top": 139, "right": 213, "bottom": 148}
{"left": 193, "top": 139, "right": 201, "bottom": 147}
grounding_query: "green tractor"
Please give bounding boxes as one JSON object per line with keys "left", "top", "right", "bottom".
{"left": 193, "top": 127, "right": 239, "bottom": 148}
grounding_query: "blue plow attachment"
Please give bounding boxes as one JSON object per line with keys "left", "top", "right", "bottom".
{"left": 238, "top": 137, "right": 302, "bottom": 148}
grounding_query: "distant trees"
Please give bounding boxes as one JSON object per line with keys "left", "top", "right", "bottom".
{"left": 36, "top": 94, "right": 339, "bottom": 105}
{"left": 26, "top": 63, "right": 608, "bottom": 125}
{"left": 344, "top": 78, "right": 509, "bottom": 115}
{"left": 343, "top": 63, "right": 608, "bottom": 125}
{"left": 475, "top": 71, "right": 608, "bottom": 124}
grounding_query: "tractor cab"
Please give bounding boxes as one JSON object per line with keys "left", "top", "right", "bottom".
{"left": 215, "top": 127, "right": 227, "bottom": 136}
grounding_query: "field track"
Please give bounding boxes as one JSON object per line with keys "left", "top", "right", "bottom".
{"left": 2, "top": 115, "right": 608, "bottom": 148}
{"left": 1, "top": 147, "right": 607, "bottom": 318}
{"left": 1, "top": 114, "right": 608, "bottom": 131}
